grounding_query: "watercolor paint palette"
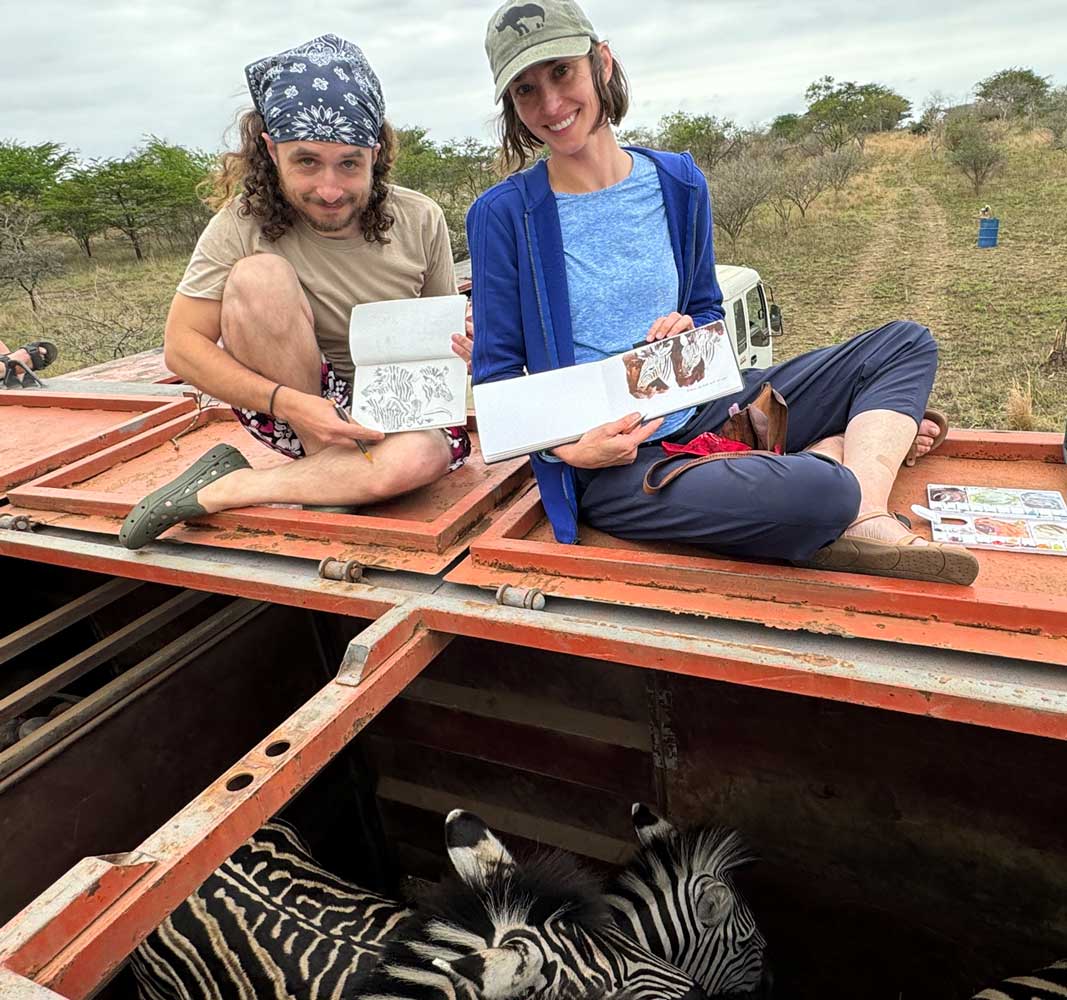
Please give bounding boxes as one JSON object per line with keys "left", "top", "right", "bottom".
{"left": 913, "top": 484, "right": 1067, "bottom": 556}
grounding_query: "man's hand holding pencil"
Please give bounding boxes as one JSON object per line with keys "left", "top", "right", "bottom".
{"left": 271, "top": 386, "right": 382, "bottom": 457}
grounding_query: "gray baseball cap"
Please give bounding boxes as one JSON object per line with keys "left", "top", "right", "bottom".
{"left": 486, "top": 0, "right": 599, "bottom": 103}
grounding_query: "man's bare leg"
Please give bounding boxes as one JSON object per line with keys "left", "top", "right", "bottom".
{"left": 192, "top": 254, "right": 451, "bottom": 512}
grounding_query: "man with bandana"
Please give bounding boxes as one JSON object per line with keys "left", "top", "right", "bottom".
{"left": 120, "top": 34, "right": 473, "bottom": 549}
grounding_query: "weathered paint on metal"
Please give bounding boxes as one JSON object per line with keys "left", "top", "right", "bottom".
{"left": 0, "top": 608, "right": 448, "bottom": 998}
{"left": 452, "top": 431, "right": 1067, "bottom": 665}
{"left": 9, "top": 406, "right": 531, "bottom": 570}
{"left": 0, "top": 394, "right": 194, "bottom": 496}
{"left": 1, "top": 589, "right": 1066, "bottom": 996}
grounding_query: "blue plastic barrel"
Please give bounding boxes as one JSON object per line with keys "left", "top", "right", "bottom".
{"left": 977, "top": 217, "right": 1000, "bottom": 248}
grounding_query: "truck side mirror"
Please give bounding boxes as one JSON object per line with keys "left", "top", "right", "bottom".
{"left": 769, "top": 303, "right": 783, "bottom": 334}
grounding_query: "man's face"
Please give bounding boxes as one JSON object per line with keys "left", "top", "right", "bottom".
{"left": 265, "top": 137, "right": 379, "bottom": 237}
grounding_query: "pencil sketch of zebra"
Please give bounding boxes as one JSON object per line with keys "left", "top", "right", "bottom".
{"left": 972, "top": 959, "right": 1067, "bottom": 999}
{"left": 606, "top": 805, "right": 771, "bottom": 998}
{"left": 130, "top": 811, "right": 706, "bottom": 1000}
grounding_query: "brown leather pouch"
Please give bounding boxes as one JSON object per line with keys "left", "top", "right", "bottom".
{"left": 642, "top": 383, "right": 789, "bottom": 494}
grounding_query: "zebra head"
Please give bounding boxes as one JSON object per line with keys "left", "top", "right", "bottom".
{"left": 360, "top": 810, "right": 706, "bottom": 1000}
{"left": 605, "top": 805, "right": 769, "bottom": 998}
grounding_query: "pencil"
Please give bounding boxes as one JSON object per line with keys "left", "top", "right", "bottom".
{"left": 333, "top": 403, "right": 374, "bottom": 463}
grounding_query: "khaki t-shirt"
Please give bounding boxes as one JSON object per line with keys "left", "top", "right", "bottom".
{"left": 178, "top": 186, "right": 457, "bottom": 386}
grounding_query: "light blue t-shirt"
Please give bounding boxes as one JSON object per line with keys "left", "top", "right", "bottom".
{"left": 555, "top": 151, "right": 694, "bottom": 439}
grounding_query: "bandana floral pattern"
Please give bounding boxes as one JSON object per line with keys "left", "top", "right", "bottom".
{"left": 244, "top": 34, "right": 384, "bottom": 147}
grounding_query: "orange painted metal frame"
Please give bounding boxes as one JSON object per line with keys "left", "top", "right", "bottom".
{"left": 1, "top": 592, "right": 1066, "bottom": 999}
{"left": 450, "top": 432, "right": 1067, "bottom": 665}
{"left": 0, "top": 393, "right": 194, "bottom": 496}
{"left": 9, "top": 406, "right": 531, "bottom": 571}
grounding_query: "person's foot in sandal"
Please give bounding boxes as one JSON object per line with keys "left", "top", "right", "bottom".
{"left": 119, "top": 444, "right": 250, "bottom": 549}
{"left": 0, "top": 340, "right": 58, "bottom": 388}
{"left": 801, "top": 510, "right": 979, "bottom": 586}
{"left": 904, "top": 410, "right": 949, "bottom": 467}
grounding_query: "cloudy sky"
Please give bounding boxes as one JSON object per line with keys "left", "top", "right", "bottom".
{"left": 6, "top": 0, "right": 1066, "bottom": 160}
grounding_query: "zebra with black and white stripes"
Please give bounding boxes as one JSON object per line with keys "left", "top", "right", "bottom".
{"left": 131, "top": 810, "right": 705, "bottom": 1000}
{"left": 606, "top": 804, "right": 770, "bottom": 998}
{"left": 972, "top": 959, "right": 1067, "bottom": 999}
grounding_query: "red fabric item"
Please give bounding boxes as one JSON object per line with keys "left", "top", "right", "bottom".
{"left": 660, "top": 433, "right": 753, "bottom": 457}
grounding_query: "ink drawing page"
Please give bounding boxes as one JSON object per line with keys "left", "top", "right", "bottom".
{"left": 474, "top": 321, "right": 743, "bottom": 463}
{"left": 349, "top": 295, "right": 468, "bottom": 432}
{"left": 603, "top": 321, "right": 742, "bottom": 418}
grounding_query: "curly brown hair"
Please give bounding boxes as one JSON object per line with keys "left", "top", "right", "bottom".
{"left": 203, "top": 110, "right": 396, "bottom": 243}
{"left": 496, "top": 44, "right": 630, "bottom": 174}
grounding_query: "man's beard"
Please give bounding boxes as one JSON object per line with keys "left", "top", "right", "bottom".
{"left": 280, "top": 178, "right": 367, "bottom": 234}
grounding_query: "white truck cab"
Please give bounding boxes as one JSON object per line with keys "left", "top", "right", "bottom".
{"left": 457, "top": 259, "right": 782, "bottom": 371}
{"left": 716, "top": 264, "right": 781, "bottom": 370}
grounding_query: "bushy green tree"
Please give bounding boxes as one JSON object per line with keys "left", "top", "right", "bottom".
{"left": 943, "top": 115, "right": 1005, "bottom": 193}
{"left": 975, "top": 67, "right": 1051, "bottom": 120}
{"left": 0, "top": 141, "right": 74, "bottom": 202}
{"left": 651, "top": 112, "right": 741, "bottom": 170}
{"left": 804, "top": 76, "right": 911, "bottom": 149}
{"left": 41, "top": 168, "right": 108, "bottom": 256}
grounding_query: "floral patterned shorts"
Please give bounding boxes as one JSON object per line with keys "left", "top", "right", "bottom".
{"left": 233, "top": 358, "right": 471, "bottom": 472}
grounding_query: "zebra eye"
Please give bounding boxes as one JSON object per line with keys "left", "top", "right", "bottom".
{"left": 695, "top": 882, "right": 734, "bottom": 926}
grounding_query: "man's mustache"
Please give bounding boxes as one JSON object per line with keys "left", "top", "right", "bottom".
{"left": 303, "top": 195, "right": 356, "bottom": 207}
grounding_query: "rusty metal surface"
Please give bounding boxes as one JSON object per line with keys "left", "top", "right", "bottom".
{"left": 0, "top": 605, "right": 447, "bottom": 998}
{"left": 60, "top": 347, "right": 177, "bottom": 385}
{"left": 0, "top": 393, "right": 194, "bottom": 496}
{"left": 1, "top": 587, "right": 1066, "bottom": 996}
{"left": 8, "top": 406, "right": 531, "bottom": 573}
{"left": 450, "top": 431, "right": 1067, "bottom": 665}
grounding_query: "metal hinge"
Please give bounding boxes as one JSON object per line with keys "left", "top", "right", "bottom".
{"left": 495, "top": 584, "right": 546, "bottom": 611}
{"left": 317, "top": 557, "right": 363, "bottom": 583}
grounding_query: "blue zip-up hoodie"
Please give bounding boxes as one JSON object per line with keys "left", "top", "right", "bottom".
{"left": 467, "top": 147, "right": 725, "bottom": 544}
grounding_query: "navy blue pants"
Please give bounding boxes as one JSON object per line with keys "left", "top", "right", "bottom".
{"left": 576, "top": 321, "right": 938, "bottom": 562}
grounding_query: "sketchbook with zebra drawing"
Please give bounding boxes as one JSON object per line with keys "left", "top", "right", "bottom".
{"left": 348, "top": 295, "right": 468, "bottom": 433}
{"left": 474, "top": 320, "right": 743, "bottom": 464}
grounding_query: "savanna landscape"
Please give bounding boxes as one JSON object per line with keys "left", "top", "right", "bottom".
{"left": 2, "top": 69, "right": 1065, "bottom": 430}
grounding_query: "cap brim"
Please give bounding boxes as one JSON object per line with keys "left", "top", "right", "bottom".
{"left": 494, "top": 35, "right": 592, "bottom": 102}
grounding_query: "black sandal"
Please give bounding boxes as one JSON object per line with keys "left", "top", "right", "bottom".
{"left": 1, "top": 341, "right": 58, "bottom": 389}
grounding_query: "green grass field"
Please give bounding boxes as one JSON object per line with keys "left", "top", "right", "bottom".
{"left": 2, "top": 130, "right": 1064, "bottom": 429}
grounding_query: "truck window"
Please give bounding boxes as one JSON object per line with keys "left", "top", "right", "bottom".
{"left": 746, "top": 285, "right": 770, "bottom": 347}
{"left": 733, "top": 299, "right": 747, "bottom": 356}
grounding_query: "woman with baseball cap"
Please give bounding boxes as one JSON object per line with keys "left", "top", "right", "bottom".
{"left": 466, "top": 0, "right": 977, "bottom": 586}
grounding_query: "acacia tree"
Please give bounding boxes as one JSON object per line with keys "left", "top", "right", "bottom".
{"left": 943, "top": 115, "right": 1005, "bottom": 193}
{"left": 779, "top": 158, "right": 827, "bottom": 218}
{"left": 975, "top": 67, "right": 1051, "bottom": 121}
{"left": 804, "top": 76, "right": 911, "bottom": 149}
{"left": 652, "top": 112, "right": 742, "bottom": 170}
{"left": 706, "top": 154, "right": 777, "bottom": 245}
{"left": 820, "top": 146, "right": 865, "bottom": 195}
{"left": 0, "top": 207, "right": 60, "bottom": 311}
{"left": 41, "top": 168, "right": 108, "bottom": 256}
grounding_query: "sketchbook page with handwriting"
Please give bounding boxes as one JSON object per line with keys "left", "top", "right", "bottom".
{"left": 348, "top": 295, "right": 468, "bottom": 432}
{"left": 474, "top": 321, "right": 742, "bottom": 463}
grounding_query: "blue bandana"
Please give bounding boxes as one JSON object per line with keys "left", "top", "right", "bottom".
{"left": 244, "top": 34, "right": 385, "bottom": 147}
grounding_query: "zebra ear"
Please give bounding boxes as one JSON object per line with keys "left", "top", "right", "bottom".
{"left": 445, "top": 809, "right": 517, "bottom": 888}
{"left": 631, "top": 802, "right": 675, "bottom": 847}
{"left": 695, "top": 882, "right": 734, "bottom": 926}
{"left": 434, "top": 942, "right": 543, "bottom": 998}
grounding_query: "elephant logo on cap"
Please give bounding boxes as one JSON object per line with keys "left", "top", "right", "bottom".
{"left": 496, "top": 3, "right": 546, "bottom": 35}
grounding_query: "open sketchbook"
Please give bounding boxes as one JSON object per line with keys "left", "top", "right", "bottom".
{"left": 474, "top": 321, "right": 743, "bottom": 464}
{"left": 348, "top": 295, "right": 468, "bottom": 432}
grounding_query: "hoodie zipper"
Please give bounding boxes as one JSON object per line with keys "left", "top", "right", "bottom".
{"left": 681, "top": 188, "right": 698, "bottom": 311}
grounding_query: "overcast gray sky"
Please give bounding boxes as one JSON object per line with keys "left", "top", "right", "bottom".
{"left": 5, "top": 0, "right": 1066, "bottom": 160}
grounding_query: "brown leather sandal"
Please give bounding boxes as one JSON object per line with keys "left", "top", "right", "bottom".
{"left": 796, "top": 510, "right": 979, "bottom": 586}
{"left": 904, "top": 408, "right": 949, "bottom": 467}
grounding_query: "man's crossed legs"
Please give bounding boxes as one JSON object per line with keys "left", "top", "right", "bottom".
{"left": 120, "top": 256, "right": 469, "bottom": 548}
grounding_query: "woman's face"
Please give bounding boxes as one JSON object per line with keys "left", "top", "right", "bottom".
{"left": 507, "top": 44, "right": 612, "bottom": 157}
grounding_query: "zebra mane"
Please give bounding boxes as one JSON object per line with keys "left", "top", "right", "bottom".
{"left": 357, "top": 849, "right": 610, "bottom": 996}
{"left": 618, "top": 823, "right": 756, "bottom": 888}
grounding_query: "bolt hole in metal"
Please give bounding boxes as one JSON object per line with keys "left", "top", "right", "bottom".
{"left": 264, "top": 740, "right": 290, "bottom": 758}
{"left": 226, "top": 773, "right": 254, "bottom": 792}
